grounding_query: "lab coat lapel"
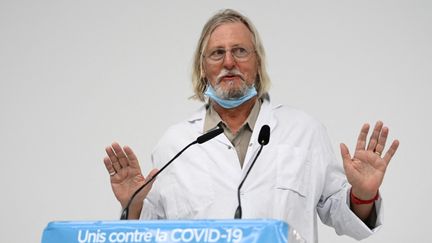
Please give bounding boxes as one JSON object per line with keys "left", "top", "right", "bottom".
{"left": 241, "top": 99, "right": 279, "bottom": 176}
{"left": 187, "top": 105, "right": 233, "bottom": 147}
{"left": 187, "top": 98, "right": 281, "bottom": 176}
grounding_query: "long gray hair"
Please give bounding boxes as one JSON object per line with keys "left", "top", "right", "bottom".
{"left": 191, "top": 9, "right": 271, "bottom": 101}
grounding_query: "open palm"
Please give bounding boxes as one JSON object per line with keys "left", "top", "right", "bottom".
{"left": 340, "top": 121, "right": 399, "bottom": 199}
{"left": 103, "top": 143, "right": 157, "bottom": 209}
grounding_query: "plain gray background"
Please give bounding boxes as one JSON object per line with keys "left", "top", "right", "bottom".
{"left": 1, "top": 0, "right": 431, "bottom": 242}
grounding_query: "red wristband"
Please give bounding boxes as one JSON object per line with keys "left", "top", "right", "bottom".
{"left": 350, "top": 189, "right": 379, "bottom": 205}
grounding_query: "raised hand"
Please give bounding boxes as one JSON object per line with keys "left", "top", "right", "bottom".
{"left": 340, "top": 121, "right": 399, "bottom": 200}
{"left": 103, "top": 142, "right": 158, "bottom": 211}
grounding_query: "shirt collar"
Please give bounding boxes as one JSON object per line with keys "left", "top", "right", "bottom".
{"left": 203, "top": 98, "right": 262, "bottom": 133}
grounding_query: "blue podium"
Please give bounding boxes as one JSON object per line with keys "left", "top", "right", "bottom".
{"left": 41, "top": 219, "right": 288, "bottom": 243}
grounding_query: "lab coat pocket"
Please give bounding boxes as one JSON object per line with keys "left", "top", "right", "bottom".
{"left": 275, "top": 145, "right": 311, "bottom": 198}
{"left": 162, "top": 170, "right": 215, "bottom": 219}
{"left": 273, "top": 145, "right": 312, "bottom": 230}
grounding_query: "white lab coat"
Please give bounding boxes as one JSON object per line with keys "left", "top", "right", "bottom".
{"left": 141, "top": 98, "right": 382, "bottom": 243}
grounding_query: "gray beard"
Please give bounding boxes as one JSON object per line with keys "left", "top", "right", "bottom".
{"left": 213, "top": 80, "right": 250, "bottom": 100}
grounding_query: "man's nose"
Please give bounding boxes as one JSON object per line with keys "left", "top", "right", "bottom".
{"left": 223, "top": 51, "right": 236, "bottom": 69}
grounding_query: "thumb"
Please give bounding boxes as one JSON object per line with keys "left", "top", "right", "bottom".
{"left": 340, "top": 143, "right": 352, "bottom": 162}
{"left": 137, "top": 168, "right": 160, "bottom": 199}
{"left": 146, "top": 168, "right": 159, "bottom": 182}
{"left": 340, "top": 143, "right": 352, "bottom": 173}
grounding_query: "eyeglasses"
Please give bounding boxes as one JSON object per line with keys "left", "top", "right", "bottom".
{"left": 204, "top": 46, "right": 255, "bottom": 64}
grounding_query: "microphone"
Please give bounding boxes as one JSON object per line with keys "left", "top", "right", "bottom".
{"left": 234, "top": 125, "right": 270, "bottom": 219}
{"left": 257, "top": 125, "right": 270, "bottom": 145}
{"left": 196, "top": 126, "right": 225, "bottom": 144}
{"left": 120, "top": 126, "right": 224, "bottom": 220}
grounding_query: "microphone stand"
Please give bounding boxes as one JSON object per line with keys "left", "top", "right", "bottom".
{"left": 120, "top": 126, "right": 223, "bottom": 220}
{"left": 234, "top": 144, "right": 264, "bottom": 219}
{"left": 234, "top": 125, "right": 270, "bottom": 219}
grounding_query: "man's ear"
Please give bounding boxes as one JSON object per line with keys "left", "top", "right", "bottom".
{"left": 254, "top": 70, "right": 261, "bottom": 86}
{"left": 201, "top": 63, "right": 206, "bottom": 79}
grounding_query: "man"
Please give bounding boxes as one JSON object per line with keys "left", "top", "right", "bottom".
{"left": 103, "top": 9, "right": 399, "bottom": 243}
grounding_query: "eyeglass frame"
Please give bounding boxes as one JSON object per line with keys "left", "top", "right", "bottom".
{"left": 202, "top": 45, "right": 256, "bottom": 64}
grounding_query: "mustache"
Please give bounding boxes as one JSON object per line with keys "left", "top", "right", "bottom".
{"left": 216, "top": 69, "right": 246, "bottom": 84}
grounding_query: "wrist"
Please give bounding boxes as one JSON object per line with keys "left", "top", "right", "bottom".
{"left": 350, "top": 188, "right": 379, "bottom": 204}
{"left": 350, "top": 187, "right": 378, "bottom": 200}
{"left": 126, "top": 201, "right": 143, "bottom": 220}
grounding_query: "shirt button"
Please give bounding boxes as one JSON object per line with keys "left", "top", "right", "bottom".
{"left": 249, "top": 143, "right": 253, "bottom": 147}
{"left": 227, "top": 145, "right": 232, "bottom": 149}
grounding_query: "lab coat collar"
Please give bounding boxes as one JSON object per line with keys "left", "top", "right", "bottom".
{"left": 186, "top": 95, "right": 281, "bottom": 171}
{"left": 186, "top": 95, "right": 279, "bottom": 136}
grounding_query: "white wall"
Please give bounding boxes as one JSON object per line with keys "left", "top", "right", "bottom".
{"left": 0, "top": 0, "right": 431, "bottom": 242}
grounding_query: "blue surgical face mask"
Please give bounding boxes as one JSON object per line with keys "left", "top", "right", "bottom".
{"left": 204, "top": 84, "right": 257, "bottom": 109}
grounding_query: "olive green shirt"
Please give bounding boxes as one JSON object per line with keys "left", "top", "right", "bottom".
{"left": 203, "top": 99, "right": 261, "bottom": 167}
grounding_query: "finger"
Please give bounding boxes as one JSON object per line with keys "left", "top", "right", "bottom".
{"left": 112, "top": 142, "right": 130, "bottom": 168}
{"left": 123, "top": 146, "right": 140, "bottom": 169}
{"left": 143, "top": 168, "right": 160, "bottom": 188}
{"left": 367, "top": 121, "right": 383, "bottom": 151}
{"left": 105, "top": 145, "right": 122, "bottom": 172}
{"left": 103, "top": 156, "right": 117, "bottom": 176}
{"left": 383, "top": 139, "right": 400, "bottom": 164}
{"left": 375, "top": 126, "right": 389, "bottom": 155}
{"left": 146, "top": 168, "right": 160, "bottom": 182}
{"left": 340, "top": 143, "right": 352, "bottom": 172}
{"left": 355, "top": 123, "right": 370, "bottom": 151}
{"left": 138, "top": 169, "right": 160, "bottom": 198}
{"left": 340, "top": 143, "right": 352, "bottom": 161}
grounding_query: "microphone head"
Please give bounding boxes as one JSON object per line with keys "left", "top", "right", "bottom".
{"left": 196, "top": 126, "right": 224, "bottom": 144}
{"left": 258, "top": 125, "right": 270, "bottom": 145}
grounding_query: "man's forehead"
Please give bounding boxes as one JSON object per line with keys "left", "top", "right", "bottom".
{"left": 206, "top": 22, "right": 254, "bottom": 48}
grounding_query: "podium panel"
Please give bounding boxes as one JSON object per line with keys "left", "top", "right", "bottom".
{"left": 41, "top": 219, "right": 288, "bottom": 243}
